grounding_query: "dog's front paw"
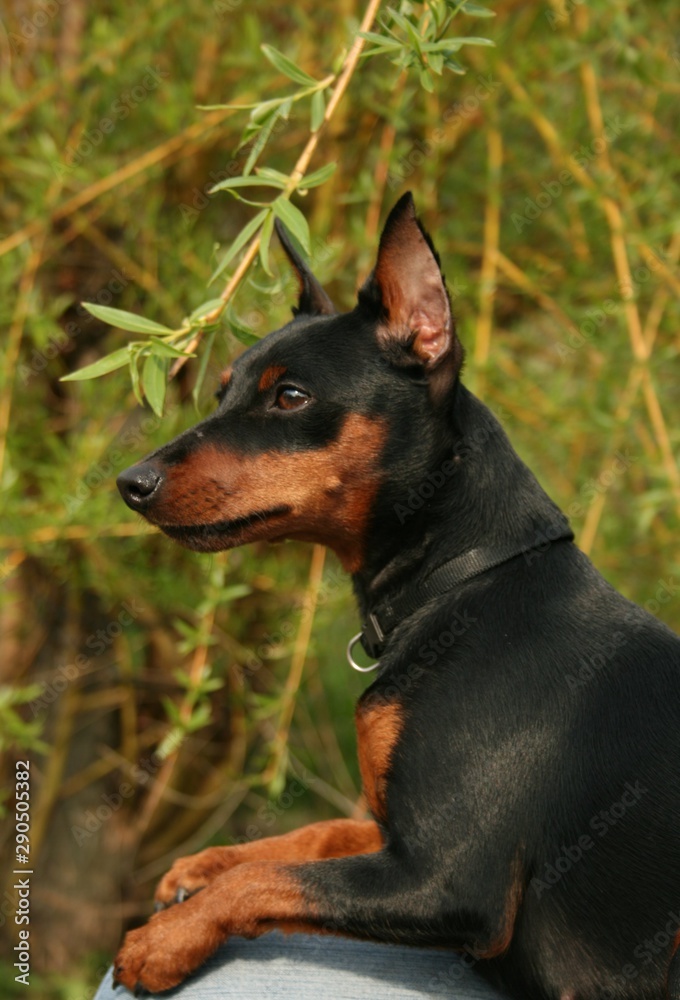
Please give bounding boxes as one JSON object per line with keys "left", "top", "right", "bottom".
{"left": 154, "top": 846, "right": 236, "bottom": 910}
{"left": 114, "top": 894, "right": 224, "bottom": 994}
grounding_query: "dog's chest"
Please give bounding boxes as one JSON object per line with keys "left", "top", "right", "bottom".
{"left": 355, "top": 698, "right": 404, "bottom": 821}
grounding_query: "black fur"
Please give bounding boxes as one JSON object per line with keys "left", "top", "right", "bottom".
{"left": 118, "top": 194, "right": 680, "bottom": 999}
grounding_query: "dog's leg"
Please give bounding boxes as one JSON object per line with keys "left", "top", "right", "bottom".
{"left": 154, "top": 818, "right": 382, "bottom": 908}
{"left": 114, "top": 846, "right": 509, "bottom": 993}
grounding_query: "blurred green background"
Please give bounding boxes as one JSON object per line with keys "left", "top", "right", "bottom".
{"left": 1, "top": 0, "right": 679, "bottom": 995}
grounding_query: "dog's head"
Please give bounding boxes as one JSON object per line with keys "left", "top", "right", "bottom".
{"left": 117, "top": 193, "right": 463, "bottom": 572}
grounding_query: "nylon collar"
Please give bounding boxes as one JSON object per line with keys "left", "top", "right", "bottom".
{"left": 347, "top": 525, "right": 574, "bottom": 671}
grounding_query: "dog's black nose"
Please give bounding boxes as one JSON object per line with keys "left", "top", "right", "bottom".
{"left": 117, "top": 462, "right": 162, "bottom": 510}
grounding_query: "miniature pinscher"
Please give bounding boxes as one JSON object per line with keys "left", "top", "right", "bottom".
{"left": 115, "top": 193, "right": 680, "bottom": 999}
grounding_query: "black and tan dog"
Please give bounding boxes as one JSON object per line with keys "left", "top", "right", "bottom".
{"left": 115, "top": 193, "right": 680, "bottom": 999}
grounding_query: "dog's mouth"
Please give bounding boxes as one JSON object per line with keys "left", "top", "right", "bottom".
{"left": 160, "top": 505, "right": 292, "bottom": 552}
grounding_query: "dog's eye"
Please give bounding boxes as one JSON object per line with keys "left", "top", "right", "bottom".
{"left": 274, "top": 386, "right": 310, "bottom": 411}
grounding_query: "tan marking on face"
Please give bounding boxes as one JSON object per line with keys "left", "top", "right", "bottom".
{"left": 145, "top": 413, "right": 387, "bottom": 572}
{"left": 355, "top": 699, "right": 404, "bottom": 822}
{"left": 258, "top": 364, "right": 287, "bottom": 393}
{"left": 219, "top": 367, "right": 233, "bottom": 388}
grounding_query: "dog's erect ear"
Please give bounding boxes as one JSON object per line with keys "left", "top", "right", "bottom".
{"left": 362, "top": 192, "right": 461, "bottom": 377}
{"left": 275, "top": 219, "right": 336, "bottom": 317}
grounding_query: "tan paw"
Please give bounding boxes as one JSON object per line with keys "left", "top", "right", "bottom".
{"left": 154, "top": 846, "right": 236, "bottom": 910}
{"left": 114, "top": 893, "right": 223, "bottom": 994}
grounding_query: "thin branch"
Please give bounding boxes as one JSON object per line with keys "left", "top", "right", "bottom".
{"left": 170, "top": 0, "right": 384, "bottom": 378}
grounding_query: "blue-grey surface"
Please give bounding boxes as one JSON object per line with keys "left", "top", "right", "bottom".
{"left": 94, "top": 932, "right": 509, "bottom": 999}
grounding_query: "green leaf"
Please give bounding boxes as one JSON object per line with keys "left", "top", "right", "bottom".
{"left": 259, "top": 210, "right": 275, "bottom": 276}
{"left": 186, "top": 703, "right": 212, "bottom": 732}
{"left": 211, "top": 208, "right": 268, "bottom": 283}
{"left": 129, "top": 351, "right": 144, "bottom": 405}
{"left": 422, "top": 40, "right": 461, "bottom": 52}
{"left": 228, "top": 319, "right": 260, "bottom": 347}
{"left": 250, "top": 97, "right": 291, "bottom": 123}
{"left": 359, "top": 30, "right": 401, "bottom": 47}
{"left": 60, "top": 347, "right": 131, "bottom": 382}
{"left": 420, "top": 68, "right": 435, "bottom": 92}
{"left": 0, "top": 684, "right": 45, "bottom": 706}
{"left": 261, "top": 44, "right": 318, "bottom": 86}
{"left": 243, "top": 100, "right": 291, "bottom": 176}
{"left": 230, "top": 328, "right": 260, "bottom": 347}
{"left": 198, "top": 99, "right": 284, "bottom": 112}
{"left": 358, "top": 31, "right": 402, "bottom": 52}
{"left": 429, "top": 52, "right": 444, "bottom": 74}
{"left": 389, "top": 9, "right": 424, "bottom": 58}
{"left": 310, "top": 89, "right": 326, "bottom": 132}
{"left": 255, "top": 167, "right": 292, "bottom": 185}
{"left": 444, "top": 54, "right": 466, "bottom": 74}
{"left": 189, "top": 298, "right": 225, "bottom": 323}
{"left": 451, "top": 35, "right": 495, "bottom": 46}
{"left": 298, "top": 161, "right": 337, "bottom": 191}
{"left": 156, "top": 727, "right": 185, "bottom": 760}
{"left": 147, "top": 338, "right": 195, "bottom": 359}
{"left": 81, "top": 303, "right": 174, "bottom": 335}
{"left": 200, "top": 678, "right": 225, "bottom": 694}
{"left": 209, "top": 175, "right": 286, "bottom": 193}
{"left": 218, "top": 583, "right": 252, "bottom": 602}
{"left": 161, "top": 696, "right": 181, "bottom": 724}
{"left": 226, "top": 303, "right": 261, "bottom": 346}
{"left": 192, "top": 328, "right": 217, "bottom": 408}
{"left": 460, "top": 1, "right": 496, "bottom": 16}
{"left": 272, "top": 198, "right": 311, "bottom": 254}
{"left": 142, "top": 353, "right": 168, "bottom": 417}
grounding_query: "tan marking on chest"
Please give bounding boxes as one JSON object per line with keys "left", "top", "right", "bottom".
{"left": 473, "top": 853, "right": 524, "bottom": 959}
{"left": 355, "top": 699, "right": 404, "bottom": 822}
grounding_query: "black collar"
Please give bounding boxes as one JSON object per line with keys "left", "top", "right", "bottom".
{"left": 352, "top": 525, "right": 574, "bottom": 663}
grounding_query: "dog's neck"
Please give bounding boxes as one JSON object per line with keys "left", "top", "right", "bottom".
{"left": 351, "top": 384, "right": 570, "bottom": 618}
